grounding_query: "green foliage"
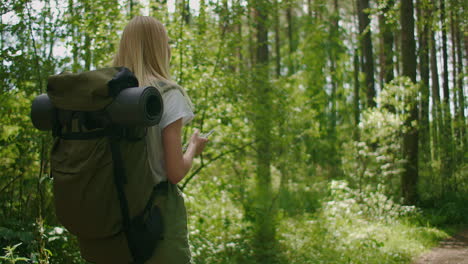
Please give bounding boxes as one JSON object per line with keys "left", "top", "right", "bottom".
{"left": 0, "top": 0, "right": 465, "bottom": 263}
{"left": 341, "top": 77, "right": 423, "bottom": 197}
{"left": 0, "top": 243, "right": 30, "bottom": 264}
{"left": 186, "top": 183, "right": 253, "bottom": 264}
{"left": 278, "top": 180, "right": 448, "bottom": 264}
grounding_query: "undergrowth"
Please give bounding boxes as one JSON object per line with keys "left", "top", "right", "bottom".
{"left": 277, "top": 180, "right": 448, "bottom": 264}
{"left": 184, "top": 179, "right": 450, "bottom": 264}
{"left": 1, "top": 179, "right": 456, "bottom": 263}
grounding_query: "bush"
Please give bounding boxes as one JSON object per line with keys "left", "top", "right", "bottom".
{"left": 278, "top": 180, "right": 448, "bottom": 264}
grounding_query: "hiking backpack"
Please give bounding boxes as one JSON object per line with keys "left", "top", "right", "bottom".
{"left": 31, "top": 67, "right": 168, "bottom": 264}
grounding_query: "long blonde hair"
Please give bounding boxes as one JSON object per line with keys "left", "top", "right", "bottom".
{"left": 114, "top": 16, "right": 171, "bottom": 85}
{"left": 114, "top": 16, "right": 193, "bottom": 109}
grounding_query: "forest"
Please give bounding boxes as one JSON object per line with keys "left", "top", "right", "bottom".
{"left": 0, "top": 0, "right": 467, "bottom": 263}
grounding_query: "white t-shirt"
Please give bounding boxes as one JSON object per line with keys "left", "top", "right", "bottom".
{"left": 158, "top": 89, "right": 194, "bottom": 129}
{"left": 146, "top": 89, "right": 194, "bottom": 183}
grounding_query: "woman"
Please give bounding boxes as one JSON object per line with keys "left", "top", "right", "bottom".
{"left": 113, "top": 16, "right": 208, "bottom": 263}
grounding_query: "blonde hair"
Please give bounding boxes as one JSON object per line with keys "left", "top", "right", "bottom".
{"left": 114, "top": 16, "right": 171, "bottom": 85}
{"left": 114, "top": 16, "right": 193, "bottom": 108}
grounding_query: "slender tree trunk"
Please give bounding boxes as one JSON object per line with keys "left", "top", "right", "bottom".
{"left": 440, "top": 0, "right": 450, "bottom": 107}
{"left": 450, "top": 9, "right": 458, "bottom": 114}
{"left": 84, "top": 37, "right": 91, "bottom": 70}
{"left": 286, "top": 2, "right": 296, "bottom": 75}
{"left": 378, "top": 0, "right": 395, "bottom": 87}
{"left": 394, "top": 31, "right": 401, "bottom": 76}
{"left": 236, "top": 1, "right": 243, "bottom": 74}
{"left": 129, "top": 0, "right": 133, "bottom": 18}
{"left": 183, "top": 0, "right": 192, "bottom": 24}
{"left": 328, "top": 0, "right": 340, "bottom": 177}
{"left": 430, "top": 27, "right": 442, "bottom": 162}
{"left": 248, "top": 6, "right": 255, "bottom": 67}
{"left": 330, "top": 0, "right": 338, "bottom": 133}
{"left": 357, "top": 0, "right": 376, "bottom": 107}
{"left": 454, "top": 5, "right": 466, "bottom": 152}
{"left": 198, "top": 0, "right": 207, "bottom": 34}
{"left": 0, "top": 15, "right": 3, "bottom": 92}
{"left": 307, "top": 0, "right": 312, "bottom": 17}
{"left": 252, "top": 0, "right": 275, "bottom": 262}
{"left": 400, "top": 0, "right": 419, "bottom": 205}
{"left": 68, "top": 0, "right": 80, "bottom": 72}
{"left": 83, "top": 1, "right": 92, "bottom": 70}
{"left": 439, "top": 0, "right": 453, "bottom": 192}
{"left": 353, "top": 49, "right": 360, "bottom": 140}
{"left": 416, "top": 0, "right": 431, "bottom": 172}
{"left": 274, "top": 0, "right": 281, "bottom": 77}
{"left": 0, "top": 15, "right": 2, "bottom": 52}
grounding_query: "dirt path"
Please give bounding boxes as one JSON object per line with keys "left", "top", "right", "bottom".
{"left": 413, "top": 229, "right": 468, "bottom": 264}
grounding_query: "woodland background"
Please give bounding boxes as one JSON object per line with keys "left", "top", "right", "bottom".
{"left": 0, "top": 0, "right": 467, "bottom": 263}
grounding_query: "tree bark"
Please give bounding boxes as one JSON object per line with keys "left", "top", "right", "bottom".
{"left": 454, "top": 4, "right": 466, "bottom": 152}
{"left": 416, "top": 0, "right": 430, "bottom": 171}
{"left": 274, "top": 0, "right": 281, "bottom": 77}
{"left": 307, "top": 0, "right": 312, "bottom": 17}
{"left": 252, "top": 0, "right": 275, "bottom": 261}
{"left": 439, "top": 0, "right": 453, "bottom": 192}
{"left": 440, "top": 0, "right": 450, "bottom": 106}
{"left": 378, "top": 0, "right": 395, "bottom": 86}
{"left": 353, "top": 49, "right": 360, "bottom": 140}
{"left": 328, "top": 0, "right": 340, "bottom": 177}
{"left": 400, "top": 0, "right": 419, "bottom": 205}
{"left": 430, "top": 25, "right": 441, "bottom": 162}
{"left": 68, "top": 0, "right": 80, "bottom": 72}
{"left": 286, "top": 2, "right": 296, "bottom": 75}
{"left": 357, "top": 0, "right": 376, "bottom": 107}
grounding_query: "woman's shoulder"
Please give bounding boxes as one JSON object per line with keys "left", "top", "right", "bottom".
{"left": 151, "top": 79, "right": 182, "bottom": 94}
{"left": 151, "top": 79, "right": 194, "bottom": 111}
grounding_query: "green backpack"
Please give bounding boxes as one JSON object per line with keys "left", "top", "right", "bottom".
{"left": 32, "top": 67, "right": 169, "bottom": 264}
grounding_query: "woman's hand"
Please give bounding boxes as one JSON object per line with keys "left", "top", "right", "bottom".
{"left": 163, "top": 121, "right": 209, "bottom": 184}
{"left": 188, "top": 128, "right": 209, "bottom": 156}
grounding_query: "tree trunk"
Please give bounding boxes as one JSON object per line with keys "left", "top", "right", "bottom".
{"left": 378, "top": 0, "right": 395, "bottom": 86}
{"left": 328, "top": 0, "right": 340, "bottom": 177}
{"left": 454, "top": 4, "right": 466, "bottom": 153}
{"left": 430, "top": 26, "right": 442, "bottom": 162}
{"left": 450, "top": 9, "right": 458, "bottom": 114}
{"left": 247, "top": 6, "right": 255, "bottom": 67}
{"left": 357, "top": 0, "right": 376, "bottom": 107}
{"left": 416, "top": 0, "right": 431, "bottom": 172}
{"left": 440, "top": 0, "right": 450, "bottom": 107}
{"left": 307, "top": 0, "right": 312, "bottom": 17}
{"left": 394, "top": 31, "right": 401, "bottom": 76}
{"left": 183, "top": 0, "right": 191, "bottom": 24}
{"left": 252, "top": 0, "right": 275, "bottom": 262}
{"left": 235, "top": 0, "right": 243, "bottom": 74}
{"left": 274, "top": 0, "right": 281, "bottom": 77}
{"left": 68, "top": 0, "right": 80, "bottom": 72}
{"left": 286, "top": 3, "right": 296, "bottom": 75}
{"left": 439, "top": 0, "right": 453, "bottom": 192}
{"left": 353, "top": 49, "right": 360, "bottom": 140}
{"left": 400, "top": 0, "right": 419, "bottom": 205}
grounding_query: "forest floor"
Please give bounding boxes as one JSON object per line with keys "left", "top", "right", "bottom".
{"left": 413, "top": 229, "right": 468, "bottom": 264}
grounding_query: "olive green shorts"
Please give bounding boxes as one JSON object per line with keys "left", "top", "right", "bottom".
{"left": 145, "top": 183, "right": 192, "bottom": 264}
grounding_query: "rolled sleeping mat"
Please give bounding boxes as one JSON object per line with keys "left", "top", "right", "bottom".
{"left": 105, "top": 86, "right": 163, "bottom": 127}
{"left": 31, "top": 94, "right": 54, "bottom": 131}
{"left": 31, "top": 86, "right": 163, "bottom": 131}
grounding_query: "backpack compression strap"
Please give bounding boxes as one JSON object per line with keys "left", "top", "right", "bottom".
{"left": 108, "top": 133, "right": 137, "bottom": 261}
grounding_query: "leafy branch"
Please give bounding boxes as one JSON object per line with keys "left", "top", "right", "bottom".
{"left": 180, "top": 141, "right": 253, "bottom": 191}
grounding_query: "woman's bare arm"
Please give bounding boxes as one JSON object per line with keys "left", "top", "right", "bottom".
{"left": 162, "top": 118, "right": 208, "bottom": 184}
